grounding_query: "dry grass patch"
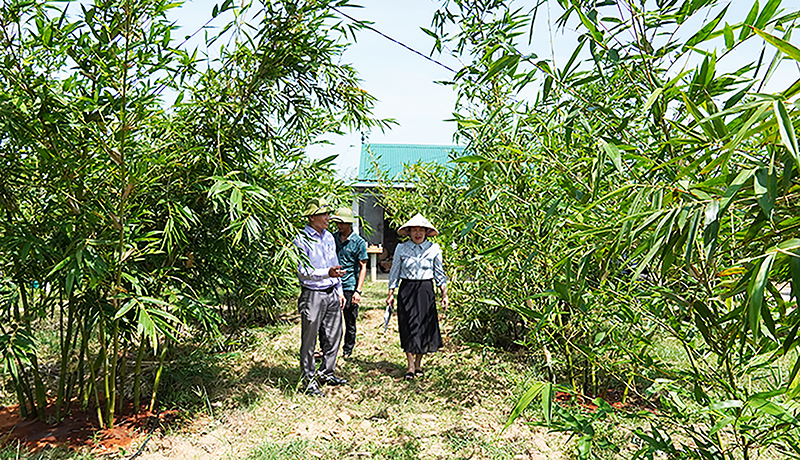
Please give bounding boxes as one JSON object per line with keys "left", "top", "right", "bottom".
{"left": 134, "top": 282, "right": 565, "bottom": 460}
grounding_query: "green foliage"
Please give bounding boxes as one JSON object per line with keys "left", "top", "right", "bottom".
{"left": 0, "top": 0, "right": 387, "bottom": 426}
{"left": 0, "top": 442, "right": 96, "bottom": 460}
{"left": 375, "top": 0, "right": 800, "bottom": 457}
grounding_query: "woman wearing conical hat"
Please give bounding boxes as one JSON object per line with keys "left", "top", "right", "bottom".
{"left": 386, "top": 213, "right": 448, "bottom": 380}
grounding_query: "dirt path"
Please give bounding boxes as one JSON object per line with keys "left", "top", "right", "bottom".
{"left": 136, "top": 285, "right": 565, "bottom": 460}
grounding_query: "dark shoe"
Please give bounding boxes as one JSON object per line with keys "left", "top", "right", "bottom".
{"left": 304, "top": 382, "right": 325, "bottom": 397}
{"left": 313, "top": 350, "right": 323, "bottom": 360}
{"left": 414, "top": 369, "right": 424, "bottom": 377}
{"left": 319, "top": 374, "right": 348, "bottom": 386}
{"left": 403, "top": 372, "right": 415, "bottom": 381}
{"left": 342, "top": 351, "right": 352, "bottom": 359}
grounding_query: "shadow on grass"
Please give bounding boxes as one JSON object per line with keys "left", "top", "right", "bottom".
{"left": 157, "top": 318, "right": 519, "bottom": 417}
{"left": 343, "top": 357, "right": 406, "bottom": 379}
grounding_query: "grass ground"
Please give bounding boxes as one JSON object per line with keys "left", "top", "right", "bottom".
{"left": 132, "top": 280, "right": 565, "bottom": 460}
{"left": 4, "top": 281, "right": 796, "bottom": 459}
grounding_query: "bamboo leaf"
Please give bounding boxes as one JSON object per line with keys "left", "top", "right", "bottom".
{"left": 542, "top": 75, "right": 553, "bottom": 101}
{"left": 456, "top": 119, "right": 483, "bottom": 129}
{"left": 748, "top": 253, "right": 775, "bottom": 339}
{"left": 138, "top": 306, "right": 158, "bottom": 349}
{"left": 480, "top": 55, "right": 520, "bottom": 83}
{"left": 753, "top": 26, "right": 800, "bottom": 62}
{"left": 684, "top": 5, "right": 729, "bottom": 49}
{"left": 747, "top": 398, "right": 798, "bottom": 424}
{"left": 703, "top": 200, "right": 720, "bottom": 263}
{"left": 723, "top": 23, "right": 734, "bottom": 49}
{"left": 148, "top": 308, "right": 182, "bottom": 326}
{"left": 773, "top": 100, "right": 800, "bottom": 166}
{"left": 574, "top": 6, "right": 602, "bottom": 43}
{"left": 504, "top": 382, "right": 545, "bottom": 431}
{"left": 643, "top": 87, "right": 663, "bottom": 112}
{"left": 452, "top": 155, "right": 489, "bottom": 163}
{"left": 684, "top": 208, "right": 701, "bottom": 270}
{"left": 784, "top": 321, "right": 800, "bottom": 355}
{"left": 739, "top": 0, "right": 760, "bottom": 41}
{"left": 114, "top": 299, "right": 136, "bottom": 320}
{"left": 699, "top": 149, "right": 731, "bottom": 175}
{"left": 461, "top": 218, "right": 478, "bottom": 237}
{"left": 682, "top": 93, "right": 716, "bottom": 139}
{"left": 560, "top": 40, "right": 585, "bottom": 80}
{"left": 783, "top": 78, "right": 800, "bottom": 98}
{"left": 754, "top": 168, "right": 776, "bottom": 219}
{"left": 719, "top": 168, "right": 756, "bottom": 216}
{"left": 542, "top": 383, "right": 553, "bottom": 426}
{"left": 601, "top": 140, "right": 623, "bottom": 172}
{"left": 754, "top": 0, "right": 782, "bottom": 30}
{"left": 47, "top": 256, "right": 72, "bottom": 278}
{"left": 709, "top": 416, "right": 735, "bottom": 435}
{"left": 138, "top": 296, "right": 172, "bottom": 308}
{"left": 792, "top": 249, "right": 800, "bottom": 304}
{"left": 786, "top": 357, "right": 800, "bottom": 399}
{"left": 314, "top": 155, "right": 338, "bottom": 168}
{"left": 727, "top": 101, "right": 771, "bottom": 153}
{"left": 578, "top": 184, "right": 635, "bottom": 214}
{"left": 634, "top": 234, "right": 667, "bottom": 281}
{"left": 229, "top": 187, "right": 243, "bottom": 215}
{"left": 761, "top": 299, "right": 777, "bottom": 340}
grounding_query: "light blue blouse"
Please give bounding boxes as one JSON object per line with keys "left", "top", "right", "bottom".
{"left": 388, "top": 240, "right": 448, "bottom": 289}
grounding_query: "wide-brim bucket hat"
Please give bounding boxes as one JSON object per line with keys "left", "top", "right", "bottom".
{"left": 398, "top": 213, "right": 439, "bottom": 237}
{"left": 331, "top": 207, "right": 357, "bottom": 224}
{"left": 302, "top": 197, "right": 332, "bottom": 217}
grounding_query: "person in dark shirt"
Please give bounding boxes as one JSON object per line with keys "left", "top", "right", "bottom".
{"left": 330, "top": 207, "right": 368, "bottom": 358}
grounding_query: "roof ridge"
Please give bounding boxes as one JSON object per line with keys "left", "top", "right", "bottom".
{"left": 358, "top": 143, "right": 465, "bottom": 183}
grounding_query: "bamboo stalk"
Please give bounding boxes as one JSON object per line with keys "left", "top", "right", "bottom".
{"left": 133, "top": 337, "right": 145, "bottom": 413}
{"left": 78, "top": 321, "right": 91, "bottom": 408}
{"left": 149, "top": 345, "right": 167, "bottom": 413}
{"left": 88, "top": 350, "right": 104, "bottom": 428}
{"left": 98, "top": 322, "right": 111, "bottom": 427}
{"left": 117, "top": 342, "right": 128, "bottom": 416}
{"left": 55, "top": 294, "right": 76, "bottom": 420}
{"left": 107, "top": 320, "right": 119, "bottom": 428}
{"left": 556, "top": 308, "right": 577, "bottom": 391}
{"left": 18, "top": 281, "right": 47, "bottom": 418}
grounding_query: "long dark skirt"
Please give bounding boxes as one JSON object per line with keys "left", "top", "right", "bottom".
{"left": 397, "top": 279, "right": 442, "bottom": 354}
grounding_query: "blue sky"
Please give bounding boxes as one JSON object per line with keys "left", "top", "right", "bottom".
{"left": 172, "top": 0, "right": 800, "bottom": 179}
{"left": 173, "top": 0, "right": 461, "bottom": 179}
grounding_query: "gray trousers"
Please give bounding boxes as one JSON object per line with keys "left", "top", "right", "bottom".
{"left": 298, "top": 287, "right": 342, "bottom": 382}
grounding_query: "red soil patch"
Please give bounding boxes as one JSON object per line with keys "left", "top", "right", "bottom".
{"left": 554, "top": 388, "right": 658, "bottom": 414}
{"left": 0, "top": 402, "right": 173, "bottom": 455}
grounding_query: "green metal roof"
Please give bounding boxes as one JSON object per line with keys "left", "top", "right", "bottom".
{"left": 357, "top": 143, "right": 465, "bottom": 184}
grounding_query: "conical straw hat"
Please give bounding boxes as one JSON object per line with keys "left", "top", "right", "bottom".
{"left": 397, "top": 213, "right": 439, "bottom": 237}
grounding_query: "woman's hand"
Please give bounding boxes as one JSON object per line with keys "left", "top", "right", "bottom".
{"left": 386, "top": 290, "right": 394, "bottom": 307}
{"left": 440, "top": 294, "right": 449, "bottom": 313}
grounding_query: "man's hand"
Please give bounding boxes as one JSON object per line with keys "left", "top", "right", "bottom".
{"left": 386, "top": 291, "right": 394, "bottom": 307}
{"left": 352, "top": 291, "right": 362, "bottom": 305}
{"left": 328, "top": 265, "right": 345, "bottom": 277}
{"left": 440, "top": 294, "right": 449, "bottom": 313}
